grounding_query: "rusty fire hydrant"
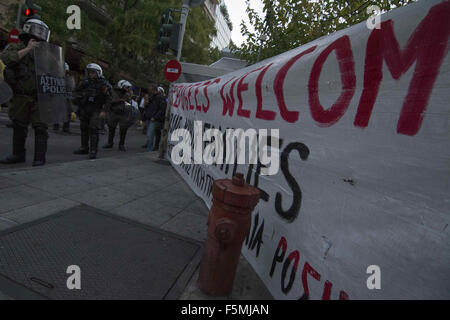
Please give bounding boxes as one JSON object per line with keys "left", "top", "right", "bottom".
{"left": 197, "top": 173, "right": 260, "bottom": 296}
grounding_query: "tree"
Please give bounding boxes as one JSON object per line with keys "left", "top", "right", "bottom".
{"left": 0, "top": 2, "right": 18, "bottom": 31}
{"left": 235, "top": 0, "right": 417, "bottom": 64}
{"left": 39, "top": 0, "right": 107, "bottom": 54}
{"left": 2, "top": 0, "right": 219, "bottom": 86}
{"left": 208, "top": 46, "right": 222, "bottom": 63}
{"left": 96, "top": 0, "right": 217, "bottom": 83}
{"left": 182, "top": 3, "right": 217, "bottom": 65}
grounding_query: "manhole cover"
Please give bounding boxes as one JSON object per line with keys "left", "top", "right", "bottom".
{"left": 0, "top": 205, "right": 202, "bottom": 300}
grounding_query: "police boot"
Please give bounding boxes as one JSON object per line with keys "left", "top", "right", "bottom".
{"left": 32, "top": 127, "right": 48, "bottom": 167}
{"left": 74, "top": 129, "right": 89, "bottom": 155}
{"left": 62, "top": 121, "right": 70, "bottom": 133}
{"left": 0, "top": 124, "right": 27, "bottom": 164}
{"left": 89, "top": 131, "right": 99, "bottom": 159}
{"left": 118, "top": 127, "right": 127, "bottom": 152}
{"left": 103, "top": 126, "right": 115, "bottom": 149}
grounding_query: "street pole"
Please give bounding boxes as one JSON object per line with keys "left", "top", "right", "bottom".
{"left": 158, "top": 1, "right": 190, "bottom": 160}
{"left": 159, "top": 0, "right": 205, "bottom": 161}
{"left": 176, "top": 4, "right": 190, "bottom": 61}
{"left": 257, "top": 45, "right": 262, "bottom": 63}
{"left": 256, "top": 35, "right": 268, "bottom": 63}
{"left": 158, "top": 82, "right": 173, "bottom": 160}
{"left": 16, "top": 3, "right": 23, "bottom": 29}
{"left": 176, "top": 0, "right": 206, "bottom": 61}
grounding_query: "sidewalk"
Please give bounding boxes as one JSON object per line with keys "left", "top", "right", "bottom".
{"left": 0, "top": 108, "right": 144, "bottom": 132}
{"left": 0, "top": 151, "right": 272, "bottom": 300}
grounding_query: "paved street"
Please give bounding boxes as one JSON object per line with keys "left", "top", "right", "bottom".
{"left": 0, "top": 110, "right": 149, "bottom": 170}
{"left": 0, "top": 110, "right": 272, "bottom": 300}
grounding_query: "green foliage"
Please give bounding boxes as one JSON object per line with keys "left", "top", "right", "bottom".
{"left": 2, "top": 0, "right": 218, "bottom": 86}
{"left": 220, "top": 3, "right": 233, "bottom": 31}
{"left": 183, "top": 4, "right": 217, "bottom": 65}
{"left": 235, "top": 0, "right": 417, "bottom": 64}
{"left": 0, "top": 3, "right": 19, "bottom": 30}
{"left": 208, "top": 46, "right": 222, "bottom": 64}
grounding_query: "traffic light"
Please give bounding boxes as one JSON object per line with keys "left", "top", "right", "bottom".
{"left": 18, "top": 0, "right": 42, "bottom": 28}
{"left": 157, "top": 9, "right": 181, "bottom": 55}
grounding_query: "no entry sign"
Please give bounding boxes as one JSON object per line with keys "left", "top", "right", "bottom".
{"left": 164, "top": 59, "right": 182, "bottom": 83}
{"left": 8, "top": 29, "right": 20, "bottom": 43}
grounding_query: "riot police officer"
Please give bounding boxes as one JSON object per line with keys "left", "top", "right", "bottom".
{"left": 72, "top": 63, "right": 111, "bottom": 159}
{"left": 103, "top": 80, "right": 136, "bottom": 151}
{"left": 0, "top": 19, "right": 51, "bottom": 166}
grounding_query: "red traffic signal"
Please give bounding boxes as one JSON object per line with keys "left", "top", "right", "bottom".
{"left": 19, "top": 2, "right": 41, "bottom": 28}
{"left": 24, "top": 8, "right": 36, "bottom": 17}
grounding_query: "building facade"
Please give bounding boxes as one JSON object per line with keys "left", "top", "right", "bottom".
{"left": 203, "top": 0, "right": 232, "bottom": 50}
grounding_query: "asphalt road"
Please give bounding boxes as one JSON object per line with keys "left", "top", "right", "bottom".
{"left": 0, "top": 111, "right": 150, "bottom": 171}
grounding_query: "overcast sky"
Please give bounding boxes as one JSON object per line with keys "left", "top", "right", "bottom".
{"left": 223, "top": 0, "right": 265, "bottom": 46}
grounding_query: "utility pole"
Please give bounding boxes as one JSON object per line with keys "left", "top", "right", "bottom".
{"left": 16, "top": 3, "right": 22, "bottom": 29}
{"left": 176, "top": 3, "right": 190, "bottom": 61}
{"left": 176, "top": 0, "right": 205, "bottom": 60}
{"left": 256, "top": 35, "right": 268, "bottom": 62}
{"left": 159, "top": 0, "right": 206, "bottom": 161}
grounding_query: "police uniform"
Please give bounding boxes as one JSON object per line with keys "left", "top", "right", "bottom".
{"left": 0, "top": 41, "right": 47, "bottom": 166}
{"left": 103, "top": 81, "right": 135, "bottom": 151}
{"left": 72, "top": 69, "right": 111, "bottom": 159}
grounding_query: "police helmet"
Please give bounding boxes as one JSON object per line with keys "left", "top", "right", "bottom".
{"left": 118, "top": 80, "right": 132, "bottom": 90}
{"left": 21, "top": 19, "right": 50, "bottom": 42}
{"left": 85, "top": 63, "right": 103, "bottom": 78}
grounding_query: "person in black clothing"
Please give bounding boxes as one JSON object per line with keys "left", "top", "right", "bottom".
{"left": 153, "top": 86, "right": 167, "bottom": 150}
{"left": 143, "top": 84, "right": 166, "bottom": 152}
{"left": 72, "top": 63, "right": 111, "bottom": 159}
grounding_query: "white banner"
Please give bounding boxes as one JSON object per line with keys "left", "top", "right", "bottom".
{"left": 167, "top": 0, "right": 450, "bottom": 299}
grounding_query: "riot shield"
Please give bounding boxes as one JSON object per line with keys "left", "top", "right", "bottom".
{"left": 0, "top": 78, "right": 13, "bottom": 104}
{"left": 123, "top": 101, "right": 140, "bottom": 126}
{"left": 65, "top": 74, "right": 76, "bottom": 115}
{"left": 34, "top": 42, "right": 67, "bottom": 124}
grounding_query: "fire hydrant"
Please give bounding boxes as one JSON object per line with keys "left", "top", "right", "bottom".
{"left": 197, "top": 173, "right": 260, "bottom": 296}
